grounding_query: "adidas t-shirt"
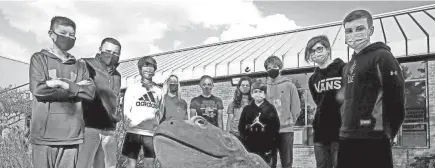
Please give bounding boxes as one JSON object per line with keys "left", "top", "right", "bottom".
{"left": 123, "top": 83, "right": 163, "bottom": 136}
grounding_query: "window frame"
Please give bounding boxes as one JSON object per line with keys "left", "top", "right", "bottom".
{"left": 393, "top": 60, "right": 429, "bottom": 149}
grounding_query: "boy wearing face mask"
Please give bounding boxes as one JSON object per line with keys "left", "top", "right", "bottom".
{"left": 158, "top": 75, "right": 188, "bottom": 122}
{"left": 77, "top": 38, "right": 122, "bottom": 168}
{"left": 122, "top": 56, "right": 163, "bottom": 168}
{"left": 264, "top": 56, "right": 301, "bottom": 168}
{"left": 29, "top": 16, "right": 96, "bottom": 168}
{"left": 238, "top": 80, "right": 280, "bottom": 167}
{"left": 305, "top": 35, "right": 346, "bottom": 168}
{"left": 337, "top": 10, "right": 405, "bottom": 168}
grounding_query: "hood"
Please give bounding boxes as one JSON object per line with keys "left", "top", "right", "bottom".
{"left": 266, "top": 75, "right": 292, "bottom": 85}
{"left": 41, "top": 49, "right": 76, "bottom": 64}
{"left": 352, "top": 42, "right": 391, "bottom": 58}
{"left": 314, "top": 58, "right": 345, "bottom": 73}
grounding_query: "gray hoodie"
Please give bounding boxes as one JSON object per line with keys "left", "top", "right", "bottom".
{"left": 266, "top": 76, "right": 301, "bottom": 132}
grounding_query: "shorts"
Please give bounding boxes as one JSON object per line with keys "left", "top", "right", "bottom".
{"left": 122, "top": 133, "right": 155, "bottom": 159}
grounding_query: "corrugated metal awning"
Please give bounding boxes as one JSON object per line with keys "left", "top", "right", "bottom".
{"left": 118, "top": 4, "right": 435, "bottom": 88}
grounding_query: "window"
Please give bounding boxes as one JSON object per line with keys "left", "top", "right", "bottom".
{"left": 394, "top": 61, "right": 429, "bottom": 148}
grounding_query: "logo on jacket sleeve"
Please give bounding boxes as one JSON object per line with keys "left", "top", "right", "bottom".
{"left": 347, "top": 61, "right": 357, "bottom": 83}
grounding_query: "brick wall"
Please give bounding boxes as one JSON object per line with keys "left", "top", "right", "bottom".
{"left": 176, "top": 60, "right": 435, "bottom": 168}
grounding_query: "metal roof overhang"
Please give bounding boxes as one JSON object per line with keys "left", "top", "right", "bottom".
{"left": 117, "top": 4, "right": 435, "bottom": 89}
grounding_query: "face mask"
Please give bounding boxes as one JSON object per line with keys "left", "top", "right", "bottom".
{"left": 311, "top": 52, "right": 329, "bottom": 64}
{"left": 52, "top": 32, "right": 75, "bottom": 51}
{"left": 169, "top": 84, "right": 178, "bottom": 92}
{"left": 100, "top": 52, "right": 119, "bottom": 66}
{"left": 252, "top": 92, "right": 265, "bottom": 102}
{"left": 267, "top": 69, "right": 279, "bottom": 78}
{"left": 345, "top": 31, "right": 369, "bottom": 50}
{"left": 141, "top": 67, "right": 155, "bottom": 80}
{"left": 239, "top": 87, "right": 250, "bottom": 94}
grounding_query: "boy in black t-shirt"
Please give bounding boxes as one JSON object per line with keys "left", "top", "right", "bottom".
{"left": 190, "top": 75, "right": 224, "bottom": 128}
{"left": 238, "top": 80, "right": 280, "bottom": 167}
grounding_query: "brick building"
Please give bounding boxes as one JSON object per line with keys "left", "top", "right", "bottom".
{"left": 117, "top": 5, "right": 435, "bottom": 167}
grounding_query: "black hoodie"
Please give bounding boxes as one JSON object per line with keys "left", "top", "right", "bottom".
{"left": 238, "top": 99, "right": 280, "bottom": 153}
{"left": 341, "top": 42, "right": 405, "bottom": 140}
{"left": 309, "top": 58, "right": 346, "bottom": 143}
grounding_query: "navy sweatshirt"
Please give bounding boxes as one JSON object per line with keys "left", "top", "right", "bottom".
{"left": 341, "top": 42, "right": 405, "bottom": 140}
{"left": 308, "top": 58, "right": 346, "bottom": 143}
{"left": 81, "top": 56, "right": 122, "bottom": 130}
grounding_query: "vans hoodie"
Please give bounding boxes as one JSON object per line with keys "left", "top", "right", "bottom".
{"left": 266, "top": 76, "right": 301, "bottom": 132}
{"left": 341, "top": 42, "right": 405, "bottom": 140}
{"left": 29, "top": 49, "right": 96, "bottom": 145}
{"left": 308, "top": 58, "right": 346, "bottom": 143}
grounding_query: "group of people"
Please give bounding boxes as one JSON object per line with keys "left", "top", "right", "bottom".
{"left": 27, "top": 8, "right": 405, "bottom": 168}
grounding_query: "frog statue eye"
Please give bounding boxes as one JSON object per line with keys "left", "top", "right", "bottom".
{"left": 193, "top": 117, "right": 208, "bottom": 128}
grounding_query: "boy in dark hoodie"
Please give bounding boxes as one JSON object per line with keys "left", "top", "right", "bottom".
{"left": 238, "top": 80, "right": 280, "bottom": 167}
{"left": 337, "top": 10, "right": 405, "bottom": 168}
{"left": 305, "top": 35, "right": 346, "bottom": 168}
{"left": 77, "top": 37, "right": 122, "bottom": 168}
{"left": 29, "top": 16, "right": 96, "bottom": 168}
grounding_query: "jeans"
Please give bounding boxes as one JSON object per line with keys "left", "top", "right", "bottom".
{"left": 77, "top": 127, "right": 118, "bottom": 168}
{"left": 314, "top": 142, "right": 339, "bottom": 168}
{"left": 271, "top": 132, "right": 294, "bottom": 168}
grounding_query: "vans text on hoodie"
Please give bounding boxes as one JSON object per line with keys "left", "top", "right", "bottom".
{"left": 341, "top": 42, "right": 405, "bottom": 140}
{"left": 29, "top": 49, "right": 96, "bottom": 146}
{"left": 309, "top": 58, "right": 346, "bottom": 143}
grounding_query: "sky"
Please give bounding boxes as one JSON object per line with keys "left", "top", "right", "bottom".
{"left": 0, "top": 0, "right": 434, "bottom": 63}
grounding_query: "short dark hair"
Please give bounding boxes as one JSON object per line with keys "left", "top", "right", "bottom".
{"left": 343, "top": 9, "right": 373, "bottom": 27}
{"left": 50, "top": 16, "right": 76, "bottom": 31}
{"left": 101, "top": 37, "right": 122, "bottom": 51}
{"left": 264, "top": 56, "right": 283, "bottom": 70}
{"left": 200, "top": 75, "right": 213, "bottom": 84}
{"left": 304, "top": 35, "right": 331, "bottom": 63}
{"left": 137, "top": 56, "right": 157, "bottom": 71}
{"left": 251, "top": 80, "right": 267, "bottom": 93}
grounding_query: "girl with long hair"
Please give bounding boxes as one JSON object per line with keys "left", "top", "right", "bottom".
{"left": 226, "top": 76, "right": 253, "bottom": 139}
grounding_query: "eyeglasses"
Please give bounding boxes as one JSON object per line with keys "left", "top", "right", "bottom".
{"left": 310, "top": 46, "right": 325, "bottom": 54}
